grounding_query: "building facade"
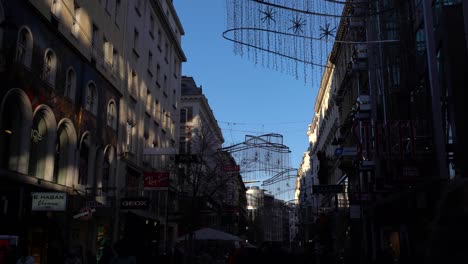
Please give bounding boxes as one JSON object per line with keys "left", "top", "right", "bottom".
{"left": 0, "top": 0, "right": 187, "bottom": 262}
{"left": 299, "top": 0, "right": 468, "bottom": 263}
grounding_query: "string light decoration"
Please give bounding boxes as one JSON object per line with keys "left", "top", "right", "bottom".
{"left": 224, "top": 0, "right": 399, "bottom": 85}
{"left": 220, "top": 133, "right": 297, "bottom": 201}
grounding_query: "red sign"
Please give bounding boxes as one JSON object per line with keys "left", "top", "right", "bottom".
{"left": 144, "top": 172, "right": 169, "bottom": 190}
{"left": 222, "top": 165, "right": 240, "bottom": 172}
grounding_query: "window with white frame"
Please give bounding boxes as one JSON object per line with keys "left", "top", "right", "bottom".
{"left": 86, "top": 82, "right": 98, "bottom": 114}
{"left": 107, "top": 100, "right": 117, "bottom": 128}
{"left": 65, "top": 67, "right": 76, "bottom": 101}
{"left": 103, "top": 37, "right": 111, "bottom": 63}
{"left": 16, "top": 27, "right": 33, "bottom": 68}
{"left": 43, "top": 49, "right": 57, "bottom": 86}
{"left": 72, "top": 2, "right": 81, "bottom": 37}
{"left": 51, "top": 0, "right": 61, "bottom": 17}
{"left": 112, "top": 49, "right": 119, "bottom": 71}
{"left": 126, "top": 99, "right": 136, "bottom": 153}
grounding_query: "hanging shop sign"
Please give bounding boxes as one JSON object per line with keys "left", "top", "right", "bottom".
{"left": 144, "top": 172, "right": 169, "bottom": 190}
{"left": 31, "top": 192, "right": 67, "bottom": 211}
{"left": 73, "top": 207, "right": 96, "bottom": 220}
{"left": 120, "top": 198, "right": 150, "bottom": 210}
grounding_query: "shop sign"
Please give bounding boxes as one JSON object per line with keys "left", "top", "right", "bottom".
{"left": 31, "top": 192, "right": 67, "bottom": 211}
{"left": 120, "top": 198, "right": 149, "bottom": 210}
{"left": 144, "top": 172, "right": 169, "bottom": 190}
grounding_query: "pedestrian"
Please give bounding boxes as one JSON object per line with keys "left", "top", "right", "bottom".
{"left": 109, "top": 240, "right": 136, "bottom": 264}
{"left": 15, "top": 245, "right": 34, "bottom": 264}
{"left": 98, "top": 243, "right": 114, "bottom": 264}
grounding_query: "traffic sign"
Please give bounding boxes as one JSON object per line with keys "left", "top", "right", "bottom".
{"left": 334, "top": 147, "right": 358, "bottom": 157}
{"left": 312, "top": 184, "right": 345, "bottom": 194}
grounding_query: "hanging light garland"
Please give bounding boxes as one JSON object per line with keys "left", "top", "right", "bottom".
{"left": 224, "top": 0, "right": 399, "bottom": 85}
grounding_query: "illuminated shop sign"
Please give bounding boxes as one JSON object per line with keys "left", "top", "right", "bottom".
{"left": 31, "top": 192, "right": 67, "bottom": 211}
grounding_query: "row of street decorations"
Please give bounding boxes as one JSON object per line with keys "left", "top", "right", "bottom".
{"left": 224, "top": 0, "right": 399, "bottom": 86}
{"left": 220, "top": 133, "right": 297, "bottom": 202}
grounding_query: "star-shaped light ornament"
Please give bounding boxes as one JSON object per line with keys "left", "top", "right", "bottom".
{"left": 289, "top": 15, "right": 306, "bottom": 34}
{"left": 319, "top": 22, "right": 336, "bottom": 41}
{"left": 260, "top": 7, "right": 276, "bottom": 25}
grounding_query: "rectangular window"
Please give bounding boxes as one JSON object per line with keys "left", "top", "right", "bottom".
{"left": 165, "top": 42, "right": 169, "bottom": 62}
{"left": 148, "top": 51, "right": 153, "bottom": 71}
{"left": 157, "top": 30, "right": 162, "bottom": 48}
{"left": 72, "top": 2, "right": 81, "bottom": 36}
{"left": 103, "top": 37, "right": 111, "bottom": 63}
{"left": 92, "top": 24, "right": 98, "bottom": 47}
{"left": 105, "top": 0, "right": 110, "bottom": 12}
{"left": 112, "top": 49, "right": 118, "bottom": 70}
{"left": 156, "top": 64, "right": 161, "bottom": 86}
{"left": 126, "top": 122, "right": 135, "bottom": 153}
{"left": 114, "top": 0, "right": 121, "bottom": 25}
{"left": 180, "top": 109, "right": 187, "bottom": 123}
{"left": 133, "top": 29, "right": 139, "bottom": 51}
{"left": 149, "top": 15, "right": 155, "bottom": 37}
{"left": 146, "top": 89, "right": 152, "bottom": 113}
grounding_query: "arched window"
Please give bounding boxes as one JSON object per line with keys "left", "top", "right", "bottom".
{"left": 54, "top": 120, "right": 77, "bottom": 185}
{"left": 29, "top": 106, "right": 57, "bottom": 180}
{"left": 43, "top": 49, "right": 57, "bottom": 87}
{"left": 101, "top": 145, "right": 115, "bottom": 194}
{"left": 65, "top": 67, "right": 76, "bottom": 101}
{"left": 107, "top": 100, "right": 117, "bottom": 128}
{"left": 85, "top": 81, "right": 98, "bottom": 114}
{"left": 16, "top": 27, "right": 33, "bottom": 68}
{"left": 0, "top": 89, "right": 33, "bottom": 174}
{"left": 78, "top": 133, "right": 90, "bottom": 186}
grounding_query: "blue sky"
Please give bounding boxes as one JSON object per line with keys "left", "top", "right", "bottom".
{"left": 174, "top": 1, "right": 319, "bottom": 171}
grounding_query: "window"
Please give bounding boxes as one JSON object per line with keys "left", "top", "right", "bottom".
{"left": 146, "top": 89, "right": 152, "bottom": 113}
{"left": 163, "top": 75, "right": 167, "bottom": 94}
{"left": 43, "top": 49, "right": 57, "bottom": 86}
{"left": 148, "top": 51, "right": 153, "bottom": 71}
{"left": 114, "top": 0, "right": 121, "bottom": 25}
{"left": 72, "top": 2, "right": 81, "bottom": 37}
{"left": 92, "top": 24, "right": 98, "bottom": 47}
{"left": 51, "top": 0, "right": 61, "bottom": 17}
{"left": 149, "top": 15, "right": 155, "bottom": 37}
{"left": 180, "top": 109, "right": 188, "bottom": 124}
{"left": 16, "top": 27, "right": 33, "bottom": 68}
{"left": 157, "top": 30, "right": 162, "bottom": 48}
{"left": 164, "top": 42, "right": 169, "bottom": 61}
{"left": 415, "top": 25, "right": 426, "bottom": 56}
{"left": 156, "top": 64, "right": 161, "bottom": 86}
{"left": 65, "top": 67, "right": 76, "bottom": 101}
{"left": 144, "top": 114, "right": 150, "bottom": 140}
{"left": 79, "top": 134, "right": 90, "bottom": 186}
{"left": 86, "top": 82, "right": 98, "bottom": 114}
{"left": 133, "top": 29, "right": 139, "bottom": 51}
{"left": 112, "top": 49, "right": 119, "bottom": 70}
{"left": 107, "top": 100, "right": 117, "bottom": 128}
{"left": 105, "top": 0, "right": 110, "bottom": 12}
{"left": 103, "top": 37, "right": 111, "bottom": 63}
{"left": 129, "top": 70, "right": 137, "bottom": 96}
{"left": 126, "top": 120, "right": 136, "bottom": 152}
{"left": 135, "top": 0, "right": 143, "bottom": 15}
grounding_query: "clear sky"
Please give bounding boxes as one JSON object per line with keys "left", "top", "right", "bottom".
{"left": 173, "top": 1, "right": 320, "bottom": 172}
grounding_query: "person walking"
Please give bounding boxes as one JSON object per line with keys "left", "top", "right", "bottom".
{"left": 15, "top": 245, "right": 34, "bottom": 264}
